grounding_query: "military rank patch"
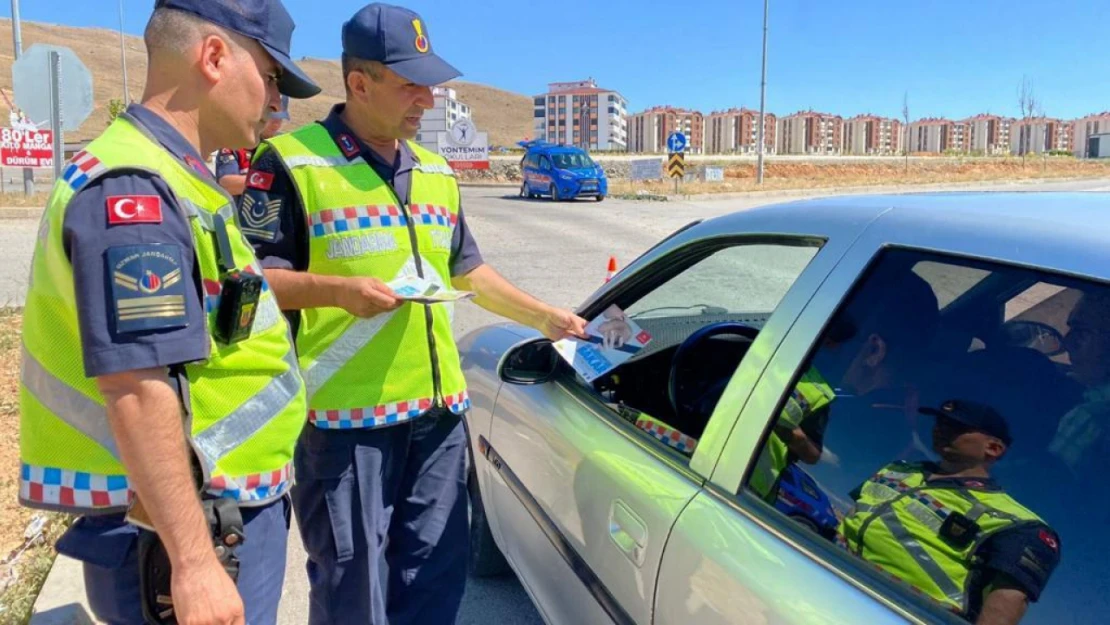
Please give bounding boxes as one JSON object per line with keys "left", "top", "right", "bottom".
{"left": 238, "top": 189, "right": 283, "bottom": 243}
{"left": 107, "top": 244, "right": 189, "bottom": 333}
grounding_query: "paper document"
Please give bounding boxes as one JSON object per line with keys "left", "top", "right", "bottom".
{"left": 388, "top": 275, "right": 475, "bottom": 304}
{"left": 554, "top": 305, "right": 653, "bottom": 383}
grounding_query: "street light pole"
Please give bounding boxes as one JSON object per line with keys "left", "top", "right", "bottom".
{"left": 11, "top": 0, "right": 34, "bottom": 196}
{"left": 119, "top": 0, "right": 130, "bottom": 105}
{"left": 756, "top": 0, "right": 769, "bottom": 184}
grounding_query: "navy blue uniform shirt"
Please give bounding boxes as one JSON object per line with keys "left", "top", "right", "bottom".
{"left": 215, "top": 147, "right": 253, "bottom": 181}
{"left": 239, "top": 104, "right": 484, "bottom": 278}
{"left": 63, "top": 104, "right": 215, "bottom": 378}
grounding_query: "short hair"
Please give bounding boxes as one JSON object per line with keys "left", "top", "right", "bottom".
{"left": 144, "top": 7, "right": 240, "bottom": 60}
{"left": 341, "top": 53, "right": 385, "bottom": 93}
{"left": 835, "top": 265, "right": 940, "bottom": 359}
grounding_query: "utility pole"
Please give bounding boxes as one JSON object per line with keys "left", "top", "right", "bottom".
{"left": 11, "top": 0, "right": 34, "bottom": 196}
{"left": 756, "top": 0, "right": 769, "bottom": 184}
{"left": 119, "top": 0, "right": 129, "bottom": 105}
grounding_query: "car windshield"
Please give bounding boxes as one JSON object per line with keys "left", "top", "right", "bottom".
{"left": 552, "top": 152, "right": 594, "bottom": 169}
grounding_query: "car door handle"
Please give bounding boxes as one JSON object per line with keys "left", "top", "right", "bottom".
{"left": 609, "top": 500, "right": 647, "bottom": 567}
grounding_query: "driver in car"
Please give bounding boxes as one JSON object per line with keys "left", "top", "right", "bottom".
{"left": 1049, "top": 289, "right": 1110, "bottom": 477}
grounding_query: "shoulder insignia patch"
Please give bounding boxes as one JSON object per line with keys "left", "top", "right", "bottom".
{"left": 246, "top": 170, "right": 274, "bottom": 191}
{"left": 238, "top": 189, "right": 283, "bottom": 243}
{"left": 107, "top": 244, "right": 189, "bottom": 333}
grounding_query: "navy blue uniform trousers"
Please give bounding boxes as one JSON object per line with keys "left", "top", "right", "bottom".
{"left": 291, "top": 407, "right": 470, "bottom": 625}
{"left": 55, "top": 496, "right": 290, "bottom": 625}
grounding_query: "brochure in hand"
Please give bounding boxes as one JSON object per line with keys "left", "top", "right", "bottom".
{"left": 554, "top": 305, "right": 653, "bottom": 383}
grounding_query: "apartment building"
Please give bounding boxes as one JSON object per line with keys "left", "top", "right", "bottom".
{"left": 532, "top": 79, "right": 628, "bottom": 151}
{"left": 907, "top": 118, "right": 956, "bottom": 153}
{"left": 1011, "top": 118, "right": 1074, "bottom": 155}
{"left": 843, "top": 115, "right": 903, "bottom": 155}
{"left": 1073, "top": 112, "right": 1110, "bottom": 157}
{"left": 705, "top": 108, "right": 777, "bottom": 154}
{"left": 415, "top": 86, "right": 471, "bottom": 153}
{"left": 963, "top": 114, "right": 1012, "bottom": 155}
{"left": 777, "top": 110, "right": 843, "bottom": 155}
{"left": 626, "top": 106, "right": 705, "bottom": 154}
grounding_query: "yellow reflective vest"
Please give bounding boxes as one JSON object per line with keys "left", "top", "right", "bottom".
{"left": 749, "top": 366, "right": 835, "bottom": 500}
{"left": 839, "top": 461, "right": 1047, "bottom": 616}
{"left": 262, "top": 125, "right": 468, "bottom": 429}
{"left": 19, "top": 115, "right": 307, "bottom": 515}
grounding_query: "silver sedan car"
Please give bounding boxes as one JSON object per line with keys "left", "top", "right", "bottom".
{"left": 460, "top": 193, "right": 1110, "bottom": 625}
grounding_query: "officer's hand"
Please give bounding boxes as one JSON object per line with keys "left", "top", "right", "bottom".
{"left": 539, "top": 307, "right": 589, "bottom": 342}
{"left": 172, "top": 557, "right": 245, "bottom": 625}
{"left": 337, "top": 277, "right": 402, "bottom": 318}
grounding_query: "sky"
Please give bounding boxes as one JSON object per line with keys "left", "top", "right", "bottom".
{"left": 3, "top": 0, "right": 1108, "bottom": 121}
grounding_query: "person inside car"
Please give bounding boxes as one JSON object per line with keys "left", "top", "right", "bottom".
{"left": 839, "top": 399, "right": 1060, "bottom": 625}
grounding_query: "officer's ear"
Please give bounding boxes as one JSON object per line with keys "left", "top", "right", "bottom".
{"left": 985, "top": 438, "right": 1007, "bottom": 463}
{"left": 863, "top": 333, "right": 887, "bottom": 368}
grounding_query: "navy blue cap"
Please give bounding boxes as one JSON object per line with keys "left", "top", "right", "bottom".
{"left": 155, "top": 0, "right": 321, "bottom": 99}
{"left": 922, "top": 399, "right": 1013, "bottom": 445}
{"left": 270, "top": 95, "right": 290, "bottom": 120}
{"left": 341, "top": 3, "right": 461, "bottom": 86}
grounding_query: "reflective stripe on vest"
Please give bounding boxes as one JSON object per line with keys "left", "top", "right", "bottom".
{"left": 19, "top": 116, "right": 307, "bottom": 514}
{"left": 265, "top": 126, "right": 468, "bottom": 430}
{"left": 838, "top": 463, "right": 1043, "bottom": 614}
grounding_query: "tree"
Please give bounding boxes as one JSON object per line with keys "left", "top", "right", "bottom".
{"left": 902, "top": 91, "right": 910, "bottom": 173}
{"left": 107, "top": 99, "right": 126, "bottom": 126}
{"left": 1017, "top": 75, "right": 1039, "bottom": 168}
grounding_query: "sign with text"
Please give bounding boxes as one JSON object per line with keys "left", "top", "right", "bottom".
{"left": 0, "top": 127, "right": 54, "bottom": 168}
{"left": 437, "top": 118, "right": 489, "bottom": 170}
{"left": 630, "top": 158, "right": 662, "bottom": 181}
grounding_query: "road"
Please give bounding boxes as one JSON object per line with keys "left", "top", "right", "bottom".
{"left": 23, "top": 178, "right": 1110, "bottom": 624}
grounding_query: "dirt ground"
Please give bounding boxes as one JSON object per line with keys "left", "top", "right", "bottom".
{"left": 609, "top": 157, "right": 1110, "bottom": 197}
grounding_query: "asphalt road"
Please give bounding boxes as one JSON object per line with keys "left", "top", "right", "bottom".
{"left": 19, "top": 178, "right": 1110, "bottom": 624}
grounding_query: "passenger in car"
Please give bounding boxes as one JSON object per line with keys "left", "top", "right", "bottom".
{"left": 794, "top": 269, "right": 942, "bottom": 493}
{"left": 1048, "top": 290, "right": 1110, "bottom": 478}
{"left": 839, "top": 400, "right": 1060, "bottom": 625}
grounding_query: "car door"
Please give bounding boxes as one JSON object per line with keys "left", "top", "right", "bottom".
{"left": 655, "top": 231, "right": 1108, "bottom": 624}
{"left": 482, "top": 229, "right": 854, "bottom": 624}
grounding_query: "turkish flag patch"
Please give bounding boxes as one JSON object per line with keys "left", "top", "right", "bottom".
{"left": 246, "top": 170, "right": 274, "bottom": 191}
{"left": 107, "top": 195, "right": 163, "bottom": 225}
{"left": 1039, "top": 529, "right": 1059, "bottom": 552}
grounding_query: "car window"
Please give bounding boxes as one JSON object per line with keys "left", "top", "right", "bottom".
{"left": 580, "top": 241, "right": 821, "bottom": 464}
{"left": 740, "top": 247, "right": 1108, "bottom": 625}
{"left": 553, "top": 152, "right": 594, "bottom": 169}
{"left": 539, "top": 155, "right": 551, "bottom": 170}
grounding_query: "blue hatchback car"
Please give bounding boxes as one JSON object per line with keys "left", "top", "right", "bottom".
{"left": 518, "top": 141, "right": 608, "bottom": 202}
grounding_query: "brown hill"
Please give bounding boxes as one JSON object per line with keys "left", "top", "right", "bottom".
{"left": 0, "top": 18, "right": 531, "bottom": 148}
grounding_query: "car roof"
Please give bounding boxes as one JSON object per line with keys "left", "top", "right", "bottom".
{"left": 529, "top": 145, "right": 587, "bottom": 155}
{"left": 683, "top": 191, "right": 1110, "bottom": 282}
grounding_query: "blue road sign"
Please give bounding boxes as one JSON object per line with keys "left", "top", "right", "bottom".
{"left": 666, "top": 131, "right": 688, "bottom": 153}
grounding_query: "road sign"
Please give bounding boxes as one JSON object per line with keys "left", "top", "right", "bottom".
{"left": 0, "top": 127, "right": 53, "bottom": 168}
{"left": 702, "top": 166, "right": 725, "bottom": 182}
{"left": 666, "top": 131, "right": 687, "bottom": 153}
{"left": 438, "top": 118, "right": 489, "bottom": 170}
{"left": 13, "top": 44, "right": 94, "bottom": 131}
{"left": 630, "top": 158, "right": 662, "bottom": 181}
{"left": 667, "top": 152, "right": 685, "bottom": 178}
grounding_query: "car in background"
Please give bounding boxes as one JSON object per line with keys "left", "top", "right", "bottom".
{"left": 774, "top": 464, "right": 839, "bottom": 541}
{"left": 518, "top": 140, "right": 607, "bottom": 202}
{"left": 460, "top": 192, "right": 1110, "bottom": 625}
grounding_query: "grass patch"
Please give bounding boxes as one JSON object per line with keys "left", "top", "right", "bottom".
{"left": 0, "top": 194, "right": 49, "bottom": 209}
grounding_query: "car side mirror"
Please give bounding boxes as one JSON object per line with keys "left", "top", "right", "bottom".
{"left": 1002, "top": 320, "right": 1065, "bottom": 357}
{"left": 499, "top": 338, "right": 560, "bottom": 385}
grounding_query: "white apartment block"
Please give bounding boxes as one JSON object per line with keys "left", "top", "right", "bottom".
{"left": 416, "top": 87, "right": 471, "bottom": 152}
{"left": 532, "top": 79, "right": 628, "bottom": 151}
{"left": 1073, "top": 112, "right": 1110, "bottom": 157}
{"left": 706, "top": 108, "right": 777, "bottom": 154}
{"left": 1011, "top": 118, "right": 1074, "bottom": 155}
{"left": 964, "top": 115, "right": 1011, "bottom": 155}
{"left": 843, "top": 116, "right": 902, "bottom": 155}
{"left": 777, "top": 111, "right": 843, "bottom": 155}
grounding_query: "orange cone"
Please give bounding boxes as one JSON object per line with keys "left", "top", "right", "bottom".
{"left": 605, "top": 256, "right": 618, "bottom": 282}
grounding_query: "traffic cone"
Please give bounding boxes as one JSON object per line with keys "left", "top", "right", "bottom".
{"left": 605, "top": 256, "right": 618, "bottom": 282}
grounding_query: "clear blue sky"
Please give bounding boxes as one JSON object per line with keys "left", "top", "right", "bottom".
{"left": 4, "top": 0, "right": 1107, "bottom": 120}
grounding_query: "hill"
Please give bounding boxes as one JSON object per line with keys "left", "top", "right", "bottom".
{"left": 0, "top": 19, "right": 532, "bottom": 148}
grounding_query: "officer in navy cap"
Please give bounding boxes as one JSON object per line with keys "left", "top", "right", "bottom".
{"left": 240, "top": 3, "right": 587, "bottom": 624}
{"left": 25, "top": 1, "right": 319, "bottom": 624}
